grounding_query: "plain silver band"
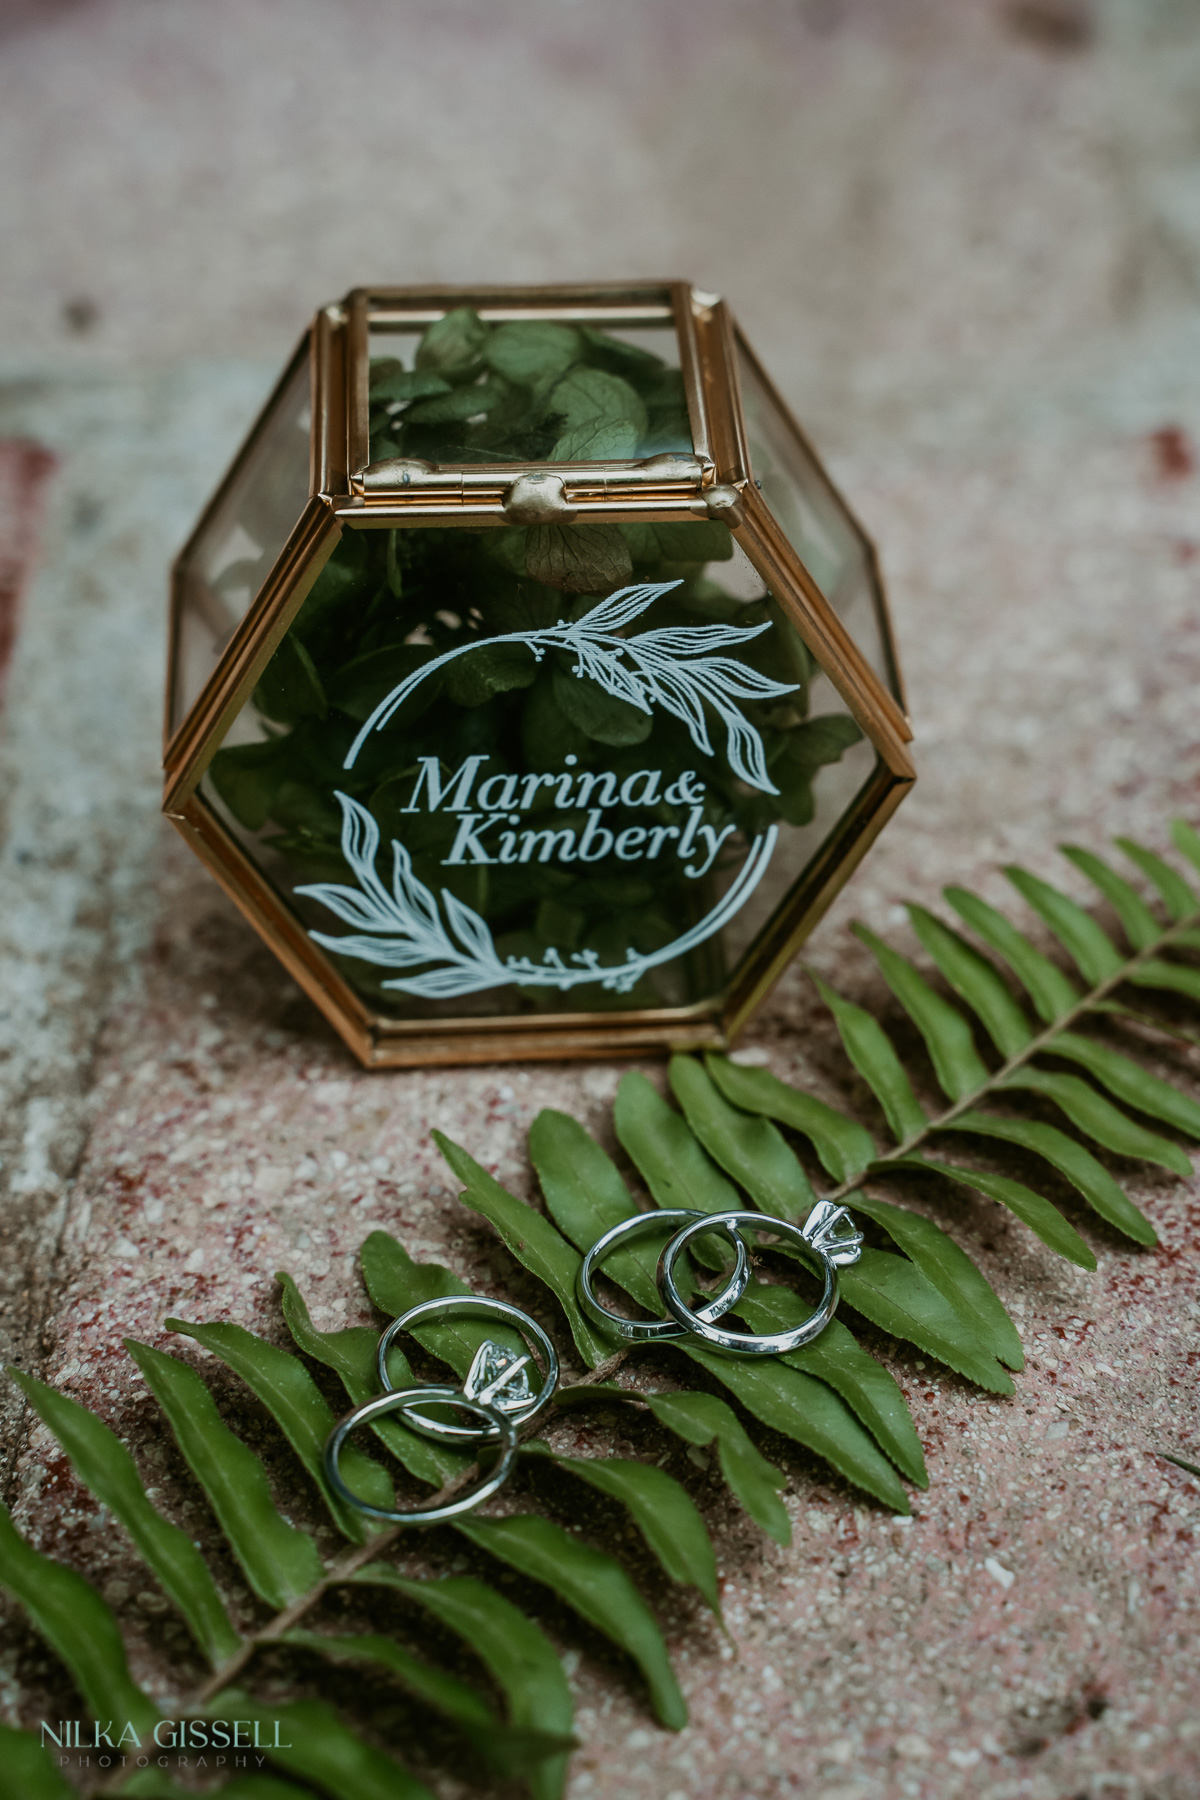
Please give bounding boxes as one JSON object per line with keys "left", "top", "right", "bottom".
{"left": 324, "top": 1386, "right": 517, "bottom": 1524}
{"left": 578, "top": 1208, "right": 752, "bottom": 1342}
{"left": 659, "top": 1210, "right": 838, "bottom": 1355}
{"left": 376, "top": 1295, "right": 559, "bottom": 1440}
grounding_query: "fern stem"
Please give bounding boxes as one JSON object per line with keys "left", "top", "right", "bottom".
{"left": 181, "top": 1344, "right": 637, "bottom": 1711}
{"left": 822, "top": 905, "right": 1200, "bottom": 1206}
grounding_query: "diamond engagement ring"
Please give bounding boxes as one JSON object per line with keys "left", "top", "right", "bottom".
{"left": 376, "top": 1294, "right": 559, "bottom": 1441}
{"left": 657, "top": 1203, "right": 863, "bottom": 1356}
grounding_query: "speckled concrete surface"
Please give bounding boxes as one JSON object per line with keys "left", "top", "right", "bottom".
{"left": 2, "top": 3, "right": 1200, "bottom": 1797}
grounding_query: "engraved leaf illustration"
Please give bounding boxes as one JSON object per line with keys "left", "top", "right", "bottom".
{"left": 343, "top": 581, "right": 797, "bottom": 790}
{"left": 300, "top": 791, "right": 777, "bottom": 1001}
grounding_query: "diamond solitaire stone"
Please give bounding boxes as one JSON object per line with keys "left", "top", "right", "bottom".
{"left": 462, "top": 1339, "right": 535, "bottom": 1412}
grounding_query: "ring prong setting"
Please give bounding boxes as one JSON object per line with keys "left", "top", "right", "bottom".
{"left": 465, "top": 1341, "right": 535, "bottom": 1411}
{"left": 801, "top": 1200, "right": 864, "bottom": 1267}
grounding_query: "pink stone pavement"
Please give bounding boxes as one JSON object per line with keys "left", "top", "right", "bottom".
{"left": 2, "top": 4, "right": 1200, "bottom": 1797}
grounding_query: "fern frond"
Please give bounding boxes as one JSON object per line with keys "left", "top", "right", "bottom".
{"left": 800, "top": 831, "right": 1200, "bottom": 1248}
{"left": 280, "top": 1630, "right": 574, "bottom": 1780}
{"left": 848, "top": 1194, "right": 1023, "bottom": 1368}
{"left": 1101, "top": 1001, "right": 1200, "bottom": 1049}
{"left": 736, "top": 1297, "right": 928, "bottom": 1487}
{"left": 614, "top": 1071, "right": 741, "bottom": 1272}
{"left": 886, "top": 1155, "right": 1094, "bottom": 1267}
{"left": 525, "top": 1082, "right": 925, "bottom": 1493}
{"left": 1060, "top": 845, "right": 1162, "bottom": 948}
{"left": 663, "top": 1058, "right": 1010, "bottom": 1387}
{"left": 0, "top": 1495, "right": 159, "bottom": 1738}
{"left": 11, "top": 1365, "right": 240, "bottom": 1661}
{"left": 905, "top": 904, "right": 1034, "bottom": 1057}
{"left": 346, "top": 1568, "right": 575, "bottom": 1800}
{"left": 1157, "top": 1450, "right": 1200, "bottom": 1481}
{"left": 944, "top": 884, "right": 1079, "bottom": 1021}
{"left": 932, "top": 1113, "right": 1153, "bottom": 1244}
{"left": 456, "top": 1515, "right": 688, "bottom": 1730}
{"left": 1003, "top": 863, "right": 1126, "bottom": 983}
{"left": 639, "top": 1391, "right": 791, "bottom": 1545}
{"left": 523, "top": 1445, "right": 721, "bottom": 1616}
{"left": 669, "top": 1055, "right": 817, "bottom": 1216}
{"left": 676, "top": 1342, "right": 909, "bottom": 1511}
{"left": 705, "top": 1055, "right": 876, "bottom": 1181}
{"left": 696, "top": 828, "right": 1200, "bottom": 1382}
{"left": 1000, "top": 1067, "right": 1189, "bottom": 1175}
{"left": 821, "top": 1249, "right": 1012, "bottom": 1392}
{"left": 282, "top": 1626, "right": 494, "bottom": 1723}
{"left": 1117, "top": 837, "right": 1196, "bottom": 917}
{"left": 431, "top": 1133, "right": 609, "bottom": 1365}
{"left": 851, "top": 923, "right": 991, "bottom": 1099}
{"left": 809, "top": 972, "right": 929, "bottom": 1141}
{"left": 555, "top": 827, "right": 1197, "bottom": 1450}
{"left": 277, "top": 1272, "right": 467, "bottom": 1487}
{"left": 165, "top": 1316, "right": 393, "bottom": 1539}
{"left": 212, "top": 1693, "right": 435, "bottom": 1800}
{"left": 125, "top": 1337, "right": 324, "bottom": 1608}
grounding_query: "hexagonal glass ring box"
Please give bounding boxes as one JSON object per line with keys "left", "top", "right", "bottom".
{"left": 164, "top": 283, "right": 914, "bottom": 1067}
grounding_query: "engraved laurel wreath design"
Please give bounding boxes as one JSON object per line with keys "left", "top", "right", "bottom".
{"left": 343, "top": 579, "right": 793, "bottom": 790}
{"left": 298, "top": 582, "right": 799, "bottom": 999}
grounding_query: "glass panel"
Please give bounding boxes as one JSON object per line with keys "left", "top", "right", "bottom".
{"left": 736, "top": 341, "right": 900, "bottom": 702}
{"left": 366, "top": 312, "right": 692, "bottom": 466}
{"left": 201, "top": 516, "right": 874, "bottom": 1025}
{"left": 170, "top": 345, "right": 312, "bottom": 731}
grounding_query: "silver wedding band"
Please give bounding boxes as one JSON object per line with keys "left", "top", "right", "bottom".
{"left": 324, "top": 1386, "right": 517, "bottom": 1524}
{"left": 577, "top": 1208, "right": 752, "bottom": 1342}
{"left": 658, "top": 1207, "right": 857, "bottom": 1355}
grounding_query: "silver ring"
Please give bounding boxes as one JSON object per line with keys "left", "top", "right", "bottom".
{"left": 578, "top": 1209, "right": 752, "bottom": 1342}
{"left": 658, "top": 1204, "right": 862, "bottom": 1356}
{"left": 324, "top": 1386, "right": 517, "bottom": 1524}
{"left": 376, "top": 1296, "right": 559, "bottom": 1441}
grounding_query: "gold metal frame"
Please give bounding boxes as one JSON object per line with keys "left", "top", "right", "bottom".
{"left": 165, "top": 329, "right": 316, "bottom": 759}
{"left": 163, "top": 283, "right": 915, "bottom": 1068}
